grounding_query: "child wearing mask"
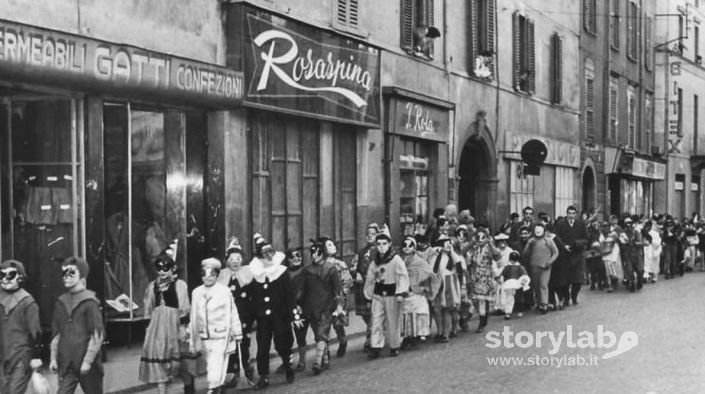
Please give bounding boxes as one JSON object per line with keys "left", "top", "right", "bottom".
{"left": 50, "top": 257, "right": 104, "bottom": 394}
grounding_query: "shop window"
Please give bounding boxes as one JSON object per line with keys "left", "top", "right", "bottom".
{"left": 512, "top": 11, "right": 535, "bottom": 94}
{"left": 0, "top": 95, "right": 84, "bottom": 329}
{"left": 399, "top": 139, "right": 430, "bottom": 237}
{"left": 555, "top": 167, "right": 575, "bottom": 218}
{"left": 468, "top": 0, "right": 496, "bottom": 79}
{"left": 509, "top": 161, "right": 534, "bottom": 215}
{"left": 400, "top": 0, "right": 437, "bottom": 59}
{"left": 102, "top": 103, "right": 205, "bottom": 330}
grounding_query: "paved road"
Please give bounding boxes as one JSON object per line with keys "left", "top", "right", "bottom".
{"left": 177, "top": 272, "right": 705, "bottom": 393}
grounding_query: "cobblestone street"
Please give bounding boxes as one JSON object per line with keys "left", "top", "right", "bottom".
{"left": 232, "top": 272, "right": 705, "bottom": 394}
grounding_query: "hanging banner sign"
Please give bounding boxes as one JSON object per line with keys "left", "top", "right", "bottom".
{"left": 0, "top": 19, "right": 243, "bottom": 105}
{"left": 243, "top": 11, "right": 380, "bottom": 127}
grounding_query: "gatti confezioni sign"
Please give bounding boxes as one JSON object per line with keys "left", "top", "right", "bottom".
{"left": 0, "top": 19, "right": 243, "bottom": 105}
{"left": 244, "top": 12, "right": 381, "bottom": 126}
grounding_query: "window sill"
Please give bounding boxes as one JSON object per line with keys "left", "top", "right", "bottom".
{"left": 627, "top": 54, "right": 637, "bottom": 63}
{"left": 611, "top": 44, "right": 620, "bottom": 52}
{"left": 584, "top": 28, "right": 597, "bottom": 37}
{"left": 404, "top": 49, "right": 434, "bottom": 61}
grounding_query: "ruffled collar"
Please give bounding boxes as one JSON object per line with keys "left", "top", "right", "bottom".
{"left": 249, "top": 252, "right": 287, "bottom": 283}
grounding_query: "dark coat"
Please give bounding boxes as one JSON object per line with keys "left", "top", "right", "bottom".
{"left": 554, "top": 219, "right": 588, "bottom": 284}
{"left": 548, "top": 234, "right": 570, "bottom": 288}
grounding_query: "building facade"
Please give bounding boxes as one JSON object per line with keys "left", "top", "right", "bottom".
{"left": 654, "top": 0, "right": 705, "bottom": 218}
{"left": 580, "top": 0, "right": 663, "bottom": 219}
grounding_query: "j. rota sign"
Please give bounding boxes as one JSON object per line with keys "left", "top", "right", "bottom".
{"left": 243, "top": 11, "right": 381, "bottom": 127}
{"left": 0, "top": 19, "right": 243, "bottom": 105}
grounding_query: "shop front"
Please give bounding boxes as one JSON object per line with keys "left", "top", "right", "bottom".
{"left": 605, "top": 148, "right": 665, "bottom": 216}
{"left": 383, "top": 87, "right": 453, "bottom": 242}
{"left": 503, "top": 133, "right": 580, "bottom": 218}
{"left": 0, "top": 19, "right": 244, "bottom": 347}
{"left": 226, "top": 4, "right": 381, "bottom": 262}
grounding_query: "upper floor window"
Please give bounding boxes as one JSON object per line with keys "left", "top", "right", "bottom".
{"left": 645, "top": 16, "right": 653, "bottom": 70}
{"left": 551, "top": 33, "right": 563, "bottom": 104}
{"left": 512, "top": 11, "right": 535, "bottom": 94}
{"left": 401, "top": 0, "right": 438, "bottom": 60}
{"left": 585, "top": 59, "right": 595, "bottom": 139}
{"left": 468, "top": 0, "right": 496, "bottom": 79}
{"left": 584, "top": 0, "right": 597, "bottom": 34}
{"left": 627, "top": 85, "right": 636, "bottom": 148}
{"left": 609, "top": 77, "right": 619, "bottom": 143}
{"left": 695, "top": 24, "right": 701, "bottom": 64}
{"left": 334, "top": 0, "right": 360, "bottom": 33}
{"left": 611, "top": 0, "right": 620, "bottom": 50}
{"left": 627, "top": 1, "right": 638, "bottom": 61}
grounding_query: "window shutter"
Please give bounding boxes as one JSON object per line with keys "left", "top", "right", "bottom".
{"left": 609, "top": 86, "right": 618, "bottom": 141}
{"left": 512, "top": 11, "right": 521, "bottom": 90}
{"left": 349, "top": 0, "right": 359, "bottom": 29}
{"left": 583, "top": 0, "right": 591, "bottom": 32}
{"left": 528, "top": 18, "right": 536, "bottom": 93}
{"left": 626, "top": 2, "right": 632, "bottom": 57}
{"left": 336, "top": 0, "right": 348, "bottom": 26}
{"left": 469, "top": 0, "right": 478, "bottom": 75}
{"left": 553, "top": 33, "right": 563, "bottom": 103}
{"left": 485, "top": 0, "right": 496, "bottom": 76}
{"left": 426, "top": 0, "right": 435, "bottom": 58}
{"left": 401, "top": 0, "right": 415, "bottom": 51}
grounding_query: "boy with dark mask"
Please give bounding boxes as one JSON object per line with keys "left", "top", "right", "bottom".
{"left": 50, "top": 257, "right": 104, "bottom": 394}
{"left": 0, "top": 260, "right": 42, "bottom": 394}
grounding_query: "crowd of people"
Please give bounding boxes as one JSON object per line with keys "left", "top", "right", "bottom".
{"left": 1, "top": 204, "right": 704, "bottom": 393}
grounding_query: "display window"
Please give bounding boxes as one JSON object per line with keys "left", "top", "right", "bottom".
{"left": 399, "top": 139, "right": 430, "bottom": 237}
{"left": 0, "top": 88, "right": 85, "bottom": 329}
{"left": 102, "top": 103, "right": 206, "bottom": 326}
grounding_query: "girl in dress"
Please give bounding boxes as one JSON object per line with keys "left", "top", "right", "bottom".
{"left": 139, "top": 241, "right": 203, "bottom": 394}
{"left": 468, "top": 228, "right": 501, "bottom": 333}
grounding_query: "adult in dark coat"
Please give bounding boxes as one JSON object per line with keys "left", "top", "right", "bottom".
{"left": 510, "top": 225, "right": 533, "bottom": 310}
{"left": 553, "top": 206, "right": 588, "bottom": 305}
{"left": 547, "top": 229, "right": 569, "bottom": 309}
{"left": 509, "top": 206, "right": 535, "bottom": 244}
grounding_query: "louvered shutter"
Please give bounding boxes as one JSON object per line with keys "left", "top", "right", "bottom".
{"left": 469, "top": 0, "right": 478, "bottom": 75}
{"left": 609, "top": 81, "right": 618, "bottom": 142}
{"left": 512, "top": 11, "right": 521, "bottom": 90}
{"left": 583, "top": 0, "right": 590, "bottom": 32}
{"left": 401, "top": 0, "right": 415, "bottom": 51}
{"left": 426, "top": 0, "right": 435, "bottom": 58}
{"left": 553, "top": 33, "right": 563, "bottom": 103}
{"left": 349, "top": 0, "right": 359, "bottom": 29}
{"left": 486, "top": 0, "right": 495, "bottom": 76}
{"left": 336, "top": 0, "right": 348, "bottom": 26}
{"left": 528, "top": 18, "right": 536, "bottom": 93}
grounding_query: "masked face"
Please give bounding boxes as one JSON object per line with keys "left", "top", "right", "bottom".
{"left": 457, "top": 230, "right": 468, "bottom": 242}
{"left": 442, "top": 240, "right": 452, "bottom": 253}
{"left": 226, "top": 252, "right": 243, "bottom": 271}
{"left": 262, "top": 248, "right": 275, "bottom": 262}
{"left": 288, "top": 251, "right": 303, "bottom": 267}
{"left": 376, "top": 239, "right": 391, "bottom": 254}
{"left": 0, "top": 268, "right": 20, "bottom": 292}
{"left": 156, "top": 260, "right": 175, "bottom": 279}
{"left": 365, "top": 228, "right": 378, "bottom": 244}
{"left": 310, "top": 245, "right": 323, "bottom": 262}
{"left": 497, "top": 240, "right": 507, "bottom": 249}
{"left": 325, "top": 240, "right": 337, "bottom": 256}
{"left": 476, "top": 232, "right": 489, "bottom": 245}
{"left": 402, "top": 239, "right": 415, "bottom": 254}
{"left": 61, "top": 265, "right": 81, "bottom": 289}
{"left": 534, "top": 226, "right": 545, "bottom": 238}
{"left": 200, "top": 267, "right": 219, "bottom": 287}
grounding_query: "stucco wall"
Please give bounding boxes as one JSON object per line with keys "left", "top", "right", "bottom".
{"left": 1, "top": 0, "right": 225, "bottom": 63}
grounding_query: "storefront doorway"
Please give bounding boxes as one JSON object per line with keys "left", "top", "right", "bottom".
{"left": 0, "top": 86, "right": 84, "bottom": 333}
{"left": 458, "top": 136, "right": 493, "bottom": 226}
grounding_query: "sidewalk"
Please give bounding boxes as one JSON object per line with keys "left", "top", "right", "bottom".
{"left": 100, "top": 311, "right": 367, "bottom": 394}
